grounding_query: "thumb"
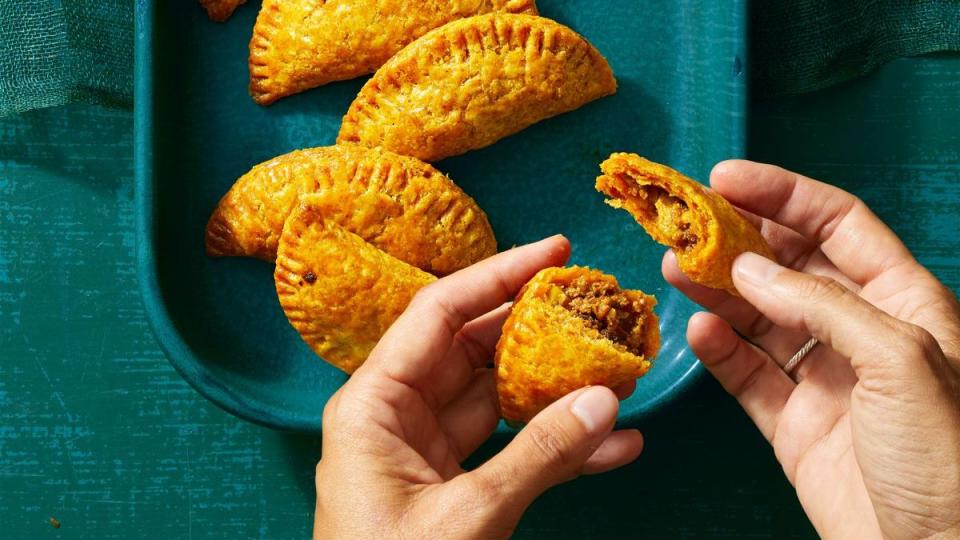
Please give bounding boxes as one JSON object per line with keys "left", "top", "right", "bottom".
{"left": 463, "top": 386, "right": 619, "bottom": 522}
{"left": 732, "top": 252, "right": 946, "bottom": 385}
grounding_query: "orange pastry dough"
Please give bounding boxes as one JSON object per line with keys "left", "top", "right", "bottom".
{"left": 275, "top": 196, "right": 437, "bottom": 374}
{"left": 337, "top": 14, "right": 617, "bottom": 162}
{"left": 199, "top": 0, "right": 246, "bottom": 22}
{"left": 205, "top": 144, "right": 497, "bottom": 276}
{"left": 495, "top": 266, "right": 659, "bottom": 423}
{"left": 249, "top": 0, "right": 538, "bottom": 105}
{"left": 596, "top": 153, "right": 775, "bottom": 295}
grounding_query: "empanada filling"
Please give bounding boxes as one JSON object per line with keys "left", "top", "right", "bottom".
{"left": 560, "top": 276, "right": 648, "bottom": 356}
{"left": 637, "top": 185, "right": 700, "bottom": 251}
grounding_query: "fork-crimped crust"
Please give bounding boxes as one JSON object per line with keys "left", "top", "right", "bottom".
{"left": 337, "top": 13, "right": 616, "bottom": 162}
{"left": 249, "top": 0, "right": 538, "bottom": 104}
{"left": 275, "top": 198, "right": 437, "bottom": 374}
{"left": 205, "top": 144, "right": 497, "bottom": 276}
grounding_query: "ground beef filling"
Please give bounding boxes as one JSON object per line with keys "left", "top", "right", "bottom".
{"left": 639, "top": 185, "right": 699, "bottom": 251}
{"left": 561, "top": 277, "right": 648, "bottom": 356}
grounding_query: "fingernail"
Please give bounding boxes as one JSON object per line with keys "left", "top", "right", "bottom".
{"left": 734, "top": 252, "right": 783, "bottom": 286}
{"left": 570, "top": 387, "right": 618, "bottom": 435}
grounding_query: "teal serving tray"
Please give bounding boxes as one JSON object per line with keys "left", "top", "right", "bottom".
{"left": 135, "top": 0, "right": 748, "bottom": 432}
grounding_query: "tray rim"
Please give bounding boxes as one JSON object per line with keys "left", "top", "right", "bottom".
{"left": 134, "top": 0, "right": 748, "bottom": 433}
{"left": 135, "top": 0, "right": 309, "bottom": 432}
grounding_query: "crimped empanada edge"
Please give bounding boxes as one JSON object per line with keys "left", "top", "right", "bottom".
{"left": 248, "top": 1, "right": 542, "bottom": 105}
{"left": 338, "top": 13, "right": 617, "bottom": 149}
{"left": 248, "top": 0, "right": 283, "bottom": 104}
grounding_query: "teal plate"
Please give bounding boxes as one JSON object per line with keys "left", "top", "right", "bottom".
{"left": 135, "top": 0, "right": 747, "bottom": 432}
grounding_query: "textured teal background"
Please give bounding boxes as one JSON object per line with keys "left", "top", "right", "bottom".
{"left": 2, "top": 24, "right": 960, "bottom": 540}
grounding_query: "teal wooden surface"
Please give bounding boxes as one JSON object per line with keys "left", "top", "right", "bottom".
{"left": 2, "top": 56, "right": 959, "bottom": 539}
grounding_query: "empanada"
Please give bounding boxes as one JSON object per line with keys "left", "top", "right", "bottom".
{"left": 495, "top": 266, "right": 659, "bottom": 423}
{"left": 275, "top": 196, "right": 437, "bottom": 374}
{"left": 249, "top": 0, "right": 539, "bottom": 105}
{"left": 199, "top": 0, "right": 246, "bottom": 22}
{"left": 596, "top": 153, "right": 775, "bottom": 295}
{"left": 206, "top": 144, "right": 497, "bottom": 276}
{"left": 337, "top": 14, "right": 617, "bottom": 162}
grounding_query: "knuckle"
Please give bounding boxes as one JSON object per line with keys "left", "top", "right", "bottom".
{"left": 899, "top": 323, "right": 942, "bottom": 360}
{"left": 524, "top": 422, "right": 574, "bottom": 466}
{"left": 794, "top": 274, "right": 848, "bottom": 304}
{"left": 460, "top": 474, "right": 501, "bottom": 509}
{"left": 321, "top": 392, "right": 340, "bottom": 427}
{"left": 410, "top": 285, "right": 464, "bottom": 326}
{"left": 410, "top": 284, "right": 439, "bottom": 308}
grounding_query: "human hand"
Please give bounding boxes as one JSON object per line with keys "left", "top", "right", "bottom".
{"left": 665, "top": 161, "right": 960, "bottom": 540}
{"left": 313, "top": 236, "right": 645, "bottom": 539}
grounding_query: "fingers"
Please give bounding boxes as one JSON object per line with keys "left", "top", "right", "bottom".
{"left": 426, "top": 304, "right": 511, "bottom": 410}
{"left": 463, "top": 387, "right": 623, "bottom": 519}
{"left": 732, "top": 252, "right": 945, "bottom": 384}
{"left": 747, "top": 212, "right": 860, "bottom": 291}
{"left": 687, "top": 312, "right": 794, "bottom": 442}
{"left": 368, "top": 235, "right": 571, "bottom": 397}
{"left": 663, "top": 250, "right": 811, "bottom": 364}
{"left": 582, "top": 430, "right": 644, "bottom": 475}
{"left": 450, "top": 304, "right": 512, "bottom": 370}
{"left": 437, "top": 370, "right": 500, "bottom": 465}
{"left": 711, "top": 160, "right": 915, "bottom": 286}
{"left": 438, "top": 371, "right": 637, "bottom": 471}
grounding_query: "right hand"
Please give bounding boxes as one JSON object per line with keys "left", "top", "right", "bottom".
{"left": 665, "top": 160, "right": 960, "bottom": 539}
{"left": 313, "top": 237, "right": 643, "bottom": 540}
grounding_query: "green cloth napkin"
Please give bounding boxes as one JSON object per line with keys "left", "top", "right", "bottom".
{"left": 752, "top": 0, "right": 960, "bottom": 96}
{"left": 0, "top": 1, "right": 133, "bottom": 116}
{"left": 0, "top": 0, "right": 958, "bottom": 116}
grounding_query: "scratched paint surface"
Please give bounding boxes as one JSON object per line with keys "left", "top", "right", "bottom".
{"left": 1, "top": 57, "right": 958, "bottom": 538}
{"left": 0, "top": 105, "right": 320, "bottom": 539}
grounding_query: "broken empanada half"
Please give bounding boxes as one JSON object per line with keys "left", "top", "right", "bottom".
{"left": 495, "top": 266, "right": 659, "bottom": 423}
{"left": 337, "top": 14, "right": 617, "bottom": 162}
{"left": 199, "top": 0, "right": 246, "bottom": 22}
{"left": 249, "top": 0, "right": 538, "bottom": 105}
{"left": 205, "top": 144, "right": 497, "bottom": 276}
{"left": 275, "top": 196, "right": 437, "bottom": 374}
{"left": 596, "top": 153, "right": 775, "bottom": 295}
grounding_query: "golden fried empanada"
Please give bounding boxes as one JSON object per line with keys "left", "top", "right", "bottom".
{"left": 206, "top": 144, "right": 497, "bottom": 276}
{"left": 337, "top": 14, "right": 617, "bottom": 162}
{"left": 596, "top": 153, "right": 775, "bottom": 295}
{"left": 249, "top": 0, "right": 538, "bottom": 105}
{"left": 199, "top": 0, "right": 246, "bottom": 22}
{"left": 495, "top": 266, "right": 659, "bottom": 423}
{"left": 275, "top": 196, "right": 437, "bottom": 374}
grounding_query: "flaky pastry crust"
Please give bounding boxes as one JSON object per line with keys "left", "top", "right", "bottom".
{"left": 275, "top": 196, "right": 437, "bottom": 374}
{"left": 199, "top": 0, "right": 246, "bottom": 22}
{"left": 337, "top": 14, "right": 617, "bottom": 162}
{"left": 249, "top": 0, "right": 538, "bottom": 104}
{"left": 205, "top": 144, "right": 497, "bottom": 276}
{"left": 596, "top": 153, "right": 775, "bottom": 295}
{"left": 495, "top": 266, "right": 659, "bottom": 423}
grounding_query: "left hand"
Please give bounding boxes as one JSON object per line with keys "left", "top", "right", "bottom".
{"left": 313, "top": 236, "right": 645, "bottom": 540}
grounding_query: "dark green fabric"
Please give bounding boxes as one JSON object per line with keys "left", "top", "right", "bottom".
{"left": 0, "top": 1, "right": 133, "bottom": 116}
{"left": 0, "top": 1, "right": 957, "bottom": 115}
{"left": 752, "top": 0, "right": 960, "bottom": 96}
